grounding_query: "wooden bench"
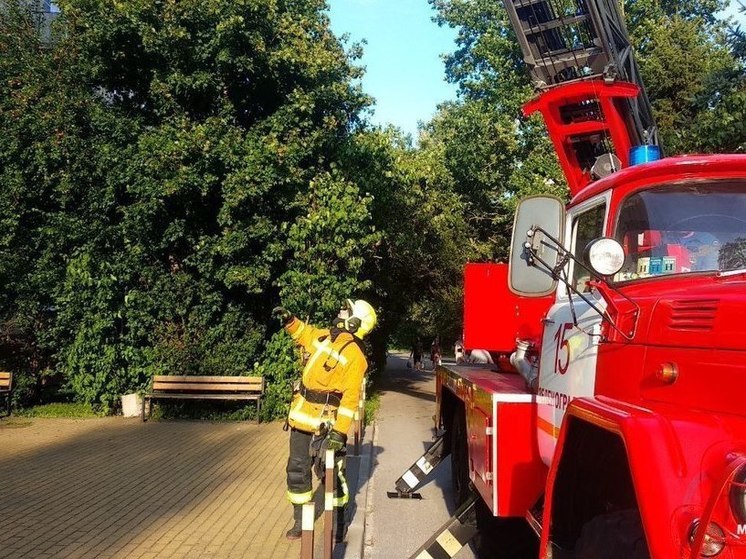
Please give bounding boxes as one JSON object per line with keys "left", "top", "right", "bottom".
{"left": 142, "top": 375, "right": 265, "bottom": 423}
{"left": 0, "top": 372, "right": 12, "bottom": 417}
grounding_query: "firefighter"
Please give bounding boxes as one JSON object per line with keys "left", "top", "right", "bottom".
{"left": 272, "top": 299, "right": 377, "bottom": 541}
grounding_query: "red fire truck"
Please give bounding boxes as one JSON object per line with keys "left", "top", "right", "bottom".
{"left": 394, "top": 0, "right": 746, "bottom": 558}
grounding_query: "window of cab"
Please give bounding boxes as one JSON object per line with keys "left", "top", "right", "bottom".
{"left": 569, "top": 201, "right": 607, "bottom": 293}
{"left": 612, "top": 180, "right": 746, "bottom": 282}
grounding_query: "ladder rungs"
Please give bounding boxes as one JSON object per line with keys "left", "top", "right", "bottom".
{"left": 532, "top": 47, "right": 604, "bottom": 66}
{"left": 522, "top": 14, "right": 590, "bottom": 34}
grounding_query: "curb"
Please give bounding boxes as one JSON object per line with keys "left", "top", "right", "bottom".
{"left": 337, "top": 422, "right": 376, "bottom": 559}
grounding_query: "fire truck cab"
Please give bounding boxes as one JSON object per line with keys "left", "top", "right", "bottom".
{"left": 431, "top": 0, "right": 746, "bottom": 557}
{"left": 439, "top": 155, "right": 746, "bottom": 559}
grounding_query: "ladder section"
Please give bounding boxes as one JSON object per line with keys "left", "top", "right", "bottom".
{"left": 407, "top": 493, "right": 479, "bottom": 559}
{"left": 505, "top": 0, "right": 608, "bottom": 87}
{"left": 503, "top": 0, "right": 660, "bottom": 172}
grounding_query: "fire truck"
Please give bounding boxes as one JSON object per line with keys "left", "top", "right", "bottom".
{"left": 392, "top": 0, "right": 746, "bottom": 558}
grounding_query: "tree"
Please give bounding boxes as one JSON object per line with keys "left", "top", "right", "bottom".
{"left": 410, "top": 0, "right": 743, "bottom": 345}
{"left": 0, "top": 0, "right": 382, "bottom": 414}
{"left": 423, "top": 1, "right": 568, "bottom": 260}
{"left": 426, "top": 0, "right": 745, "bottom": 252}
{"left": 331, "top": 127, "right": 473, "bottom": 359}
{"left": 626, "top": 0, "right": 745, "bottom": 153}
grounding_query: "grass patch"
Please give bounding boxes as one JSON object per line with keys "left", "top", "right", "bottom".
{"left": 0, "top": 417, "right": 33, "bottom": 429}
{"left": 363, "top": 389, "right": 380, "bottom": 426}
{"left": 149, "top": 400, "right": 259, "bottom": 422}
{"left": 16, "top": 402, "right": 99, "bottom": 418}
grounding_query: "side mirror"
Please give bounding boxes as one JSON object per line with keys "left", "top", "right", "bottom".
{"left": 584, "top": 237, "right": 625, "bottom": 277}
{"left": 509, "top": 195, "right": 566, "bottom": 297}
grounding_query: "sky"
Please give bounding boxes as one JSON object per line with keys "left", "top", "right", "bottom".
{"left": 327, "top": 0, "right": 459, "bottom": 138}
{"left": 328, "top": 0, "right": 745, "bottom": 139}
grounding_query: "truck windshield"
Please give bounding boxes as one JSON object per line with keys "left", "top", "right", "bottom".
{"left": 613, "top": 181, "right": 746, "bottom": 281}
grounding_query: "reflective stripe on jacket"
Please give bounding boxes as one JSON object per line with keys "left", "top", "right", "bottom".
{"left": 285, "top": 318, "right": 367, "bottom": 435}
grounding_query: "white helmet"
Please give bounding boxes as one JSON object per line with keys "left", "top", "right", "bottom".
{"left": 336, "top": 299, "right": 377, "bottom": 339}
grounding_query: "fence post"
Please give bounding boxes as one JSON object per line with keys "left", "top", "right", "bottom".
{"left": 300, "top": 503, "right": 314, "bottom": 559}
{"left": 324, "top": 448, "right": 335, "bottom": 559}
{"left": 360, "top": 378, "right": 366, "bottom": 428}
{"left": 353, "top": 377, "right": 366, "bottom": 456}
{"left": 353, "top": 408, "right": 361, "bottom": 456}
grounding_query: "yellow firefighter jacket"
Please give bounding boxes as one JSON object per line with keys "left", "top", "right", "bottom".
{"left": 285, "top": 317, "right": 368, "bottom": 436}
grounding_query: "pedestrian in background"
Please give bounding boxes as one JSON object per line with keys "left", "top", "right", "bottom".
{"left": 410, "top": 337, "right": 423, "bottom": 370}
{"left": 430, "top": 336, "right": 441, "bottom": 369}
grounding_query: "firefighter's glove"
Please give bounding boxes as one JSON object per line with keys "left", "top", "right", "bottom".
{"left": 272, "top": 306, "right": 293, "bottom": 325}
{"left": 310, "top": 433, "right": 326, "bottom": 479}
{"left": 327, "top": 430, "right": 347, "bottom": 452}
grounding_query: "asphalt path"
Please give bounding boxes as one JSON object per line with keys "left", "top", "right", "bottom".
{"left": 363, "top": 353, "right": 476, "bottom": 559}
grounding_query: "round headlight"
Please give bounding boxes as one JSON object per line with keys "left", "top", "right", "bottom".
{"left": 729, "top": 465, "right": 746, "bottom": 524}
{"left": 689, "top": 520, "right": 726, "bottom": 557}
{"left": 584, "top": 237, "right": 626, "bottom": 277}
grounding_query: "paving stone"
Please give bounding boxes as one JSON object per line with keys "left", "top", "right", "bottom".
{"left": 0, "top": 417, "right": 300, "bottom": 558}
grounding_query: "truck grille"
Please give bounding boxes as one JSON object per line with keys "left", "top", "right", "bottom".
{"left": 667, "top": 299, "right": 719, "bottom": 331}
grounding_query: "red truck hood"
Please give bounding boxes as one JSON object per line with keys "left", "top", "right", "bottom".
{"left": 630, "top": 273, "right": 746, "bottom": 350}
{"left": 608, "top": 274, "right": 746, "bottom": 417}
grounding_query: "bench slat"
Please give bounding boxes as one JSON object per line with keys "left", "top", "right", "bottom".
{"left": 142, "top": 374, "right": 264, "bottom": 423}
{"left": 152, "top": 382, "right": 262, "bottom": 392}
{"left": 153, "top": 375, "right": 262, "bottom": 384}
{"left": 147, "top": 393, "right": 261, "bottom": 400}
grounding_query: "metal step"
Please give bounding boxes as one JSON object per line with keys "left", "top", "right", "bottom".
{"left": 526, "top": 495, "right": 545, "bottom": 538}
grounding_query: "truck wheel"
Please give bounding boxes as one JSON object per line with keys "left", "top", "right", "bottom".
{"left": 450, "top": 409, "right": 471, "bottom": 508}
{"left": 472, "top": 498, "right": 538, "bottom": 559}
{"left": 574, "top": 510, "right": 649, "bottom": 559}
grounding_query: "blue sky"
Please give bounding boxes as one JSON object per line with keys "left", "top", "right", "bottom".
{"left": 327, "top": 0, "right": 459, "bottom": 138}
{"left": 328, "top": 0, "right": 745, "bottom": 139}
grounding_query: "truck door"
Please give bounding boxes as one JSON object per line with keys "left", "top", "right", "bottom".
{"left": 536, "top": 198, "right": 608, "bottom": 466}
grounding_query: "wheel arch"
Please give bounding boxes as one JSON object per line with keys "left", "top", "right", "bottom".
{"left": 439, "top": 383, "right": 463, "bottom": 455}
{"left": 549, "top": 415, "right": 642, "bottom": 551}
{"left": 543, "top": 396, "right": 746, "bottom": 558}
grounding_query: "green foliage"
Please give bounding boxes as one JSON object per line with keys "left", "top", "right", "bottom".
{"left": 278, "top": 171, "right": 379, "bottom": 318}
{"left": 363, "top": 388, "right": 380, "bottom": 426}
{"left": 340, "top": 128, "right": 474, "bottom": 352}
{"left": 625, "top": 0, "right": 745, "bottom": 153}
{"left": 406, "top": 0, "right": 743, "bottom": 346}
{"left": 0, "top": 0, "right": 380, "bottom": 416}
{"left": 252, "top": 330, "right": 299, "bottom": 421}
{"left": 430, "top": 0, "right": 531, "bottom": 110}
{"left": 3, "top": 0, "right": 742, "bottom": 420}
{"left": 425, "top": 0, "right": 569, "bottom": 266}
{"left": 16, "top": 402, "right": 99, "bottom": 418}
{"left": 151, "top": 400, "right": 261, "bottom": 422}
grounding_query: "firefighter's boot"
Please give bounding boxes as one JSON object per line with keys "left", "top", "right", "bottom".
{"left": 335, "top": 507, "right": 348, "bottom": 543}
{"left": 286, "top": 504, "right": 303, "bottom": 540}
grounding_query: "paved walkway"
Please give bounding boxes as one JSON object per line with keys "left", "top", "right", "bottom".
{"left": 0, "top": 417, "right": 298, "bottom": 559}
{"left": 362, "top": 354, "right": 474, "bottom": 559}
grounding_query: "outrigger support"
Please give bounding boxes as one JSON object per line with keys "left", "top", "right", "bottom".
{"left": 387, "top": 433, "right": 449, "bottom": 499}
{"left": 407, "top": 492, "right": 478, "bottom": 559}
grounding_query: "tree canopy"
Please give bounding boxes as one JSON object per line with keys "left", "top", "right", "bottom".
{"left": 1, "top": 0, "right": 743, "bottom": 416}
{"left": 0, "top": 0, "right": 387, "bottom": 413}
